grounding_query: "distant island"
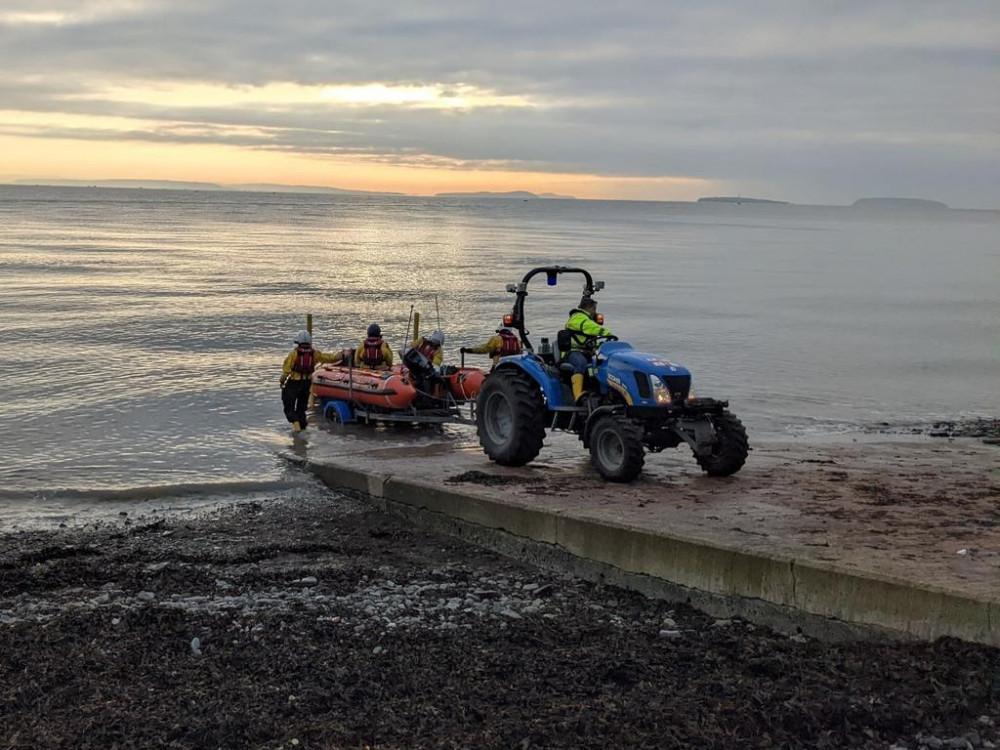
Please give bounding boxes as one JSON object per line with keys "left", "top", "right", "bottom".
{"left": 852, "top": 197, "right": 948, "bottom": 209}
{"left": 434, "top": 191, "right": 576, "bottom": 200}
{"left": 697, "top": 196, "right": 790, "bottom": 205}
{"left": 11, "top": 179, "right": 405, "bottom": 196}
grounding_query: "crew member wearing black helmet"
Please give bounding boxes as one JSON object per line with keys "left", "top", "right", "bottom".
{"left": 355, "top": 323, "right": 393, "bottom": 370}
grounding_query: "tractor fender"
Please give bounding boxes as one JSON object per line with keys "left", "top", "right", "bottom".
{"left": 581, "top": 405, "right": 628, "bottom": 449}
{"left": 495, "top": 356, "right": 565, "bottom": 408}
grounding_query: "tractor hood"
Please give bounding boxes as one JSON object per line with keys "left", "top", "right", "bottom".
{"left": 598, "top": 341, "right": 692, "bottom": 406}
{"left": 600, "top": 341, "right": 691, "bottom": 378}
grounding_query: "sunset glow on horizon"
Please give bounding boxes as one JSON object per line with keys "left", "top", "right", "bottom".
{"left": 0, "top": 0, "right": 995, "bottom": 205}
{"left": 0, "top": 88, "right": 716, "bottom": 200}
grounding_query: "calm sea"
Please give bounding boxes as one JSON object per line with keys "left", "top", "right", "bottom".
{"left": 1, "top": 186, "right": 997, "bottom": 525}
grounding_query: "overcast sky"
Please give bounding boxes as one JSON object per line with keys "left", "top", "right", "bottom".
{"left": 1, "top": 0, "right": 997, "bottom": 205}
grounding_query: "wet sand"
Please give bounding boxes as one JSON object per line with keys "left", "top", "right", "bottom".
{"left": 2, "top": 486, "right": 998, "bottom": 749}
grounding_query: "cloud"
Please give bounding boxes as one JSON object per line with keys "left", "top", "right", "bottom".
{"left": 1, "top": 0, "right": 997, "bottom": 204}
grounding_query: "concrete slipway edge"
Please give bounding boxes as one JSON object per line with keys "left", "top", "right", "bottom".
{"left": 304, "top": 460, "right": 997, "bottom": 647}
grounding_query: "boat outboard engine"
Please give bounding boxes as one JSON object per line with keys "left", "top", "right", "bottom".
{"left": 402, "top": 346, "right": 446, "bottom": 401}
{"left": 403, "top": 346, "right": 434, "bottom": 376}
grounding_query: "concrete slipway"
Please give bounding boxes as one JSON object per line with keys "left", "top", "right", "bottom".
{"left": 291, "top": 425, "right": 999, "bottom": 646}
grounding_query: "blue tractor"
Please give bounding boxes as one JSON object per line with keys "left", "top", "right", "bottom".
{"left": 475, "top": 266, "right": 749, "bottom": 482}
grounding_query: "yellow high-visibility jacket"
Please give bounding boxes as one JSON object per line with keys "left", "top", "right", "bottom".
{"left": 412, "top": 337, "right": 444, "bottom": 366}
{"left": 467, "top": 335, "right": 513, "bottom": 366}
{"left": 354, "top": 339, "right": 394, "bottom": 369}
{"left": 466, "top": 335, "right": 502, "bottom": 365}
{"left": 566, "top": 309, "right": 612, "bottom": 351}
{"left": 281, "top": 347, "right": 345, "bottom": 383}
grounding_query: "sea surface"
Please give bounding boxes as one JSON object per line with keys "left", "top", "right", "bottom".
{"left": 1, "top": 185, "right": 997, "bottom": 526}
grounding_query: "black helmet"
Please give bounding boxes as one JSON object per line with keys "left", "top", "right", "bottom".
{"left": 367, "top": 323, "right": 381, "bottom": 337}
{"left": 579, "top": 296, "right": 597, "bottom": 311}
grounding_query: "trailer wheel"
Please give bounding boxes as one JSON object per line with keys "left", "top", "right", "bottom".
{"left": 324, "top": 400, "right": 355, "bottom": 424}
{"left": 589, "top": 414, "right": 645, "bottom": 482}
{"left": 476, "top": 369, "right": 546, "bottom": 466}
{"left": 694, "top": 410, "right": 749, "bottom": 476}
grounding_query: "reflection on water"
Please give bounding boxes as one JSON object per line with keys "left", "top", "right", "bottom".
{"left": 1, "top": 185, "right": 997, "bottom": 509}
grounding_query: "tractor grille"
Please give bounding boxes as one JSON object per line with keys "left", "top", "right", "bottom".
{"left": 663, "top": 374, "right": 691, "bottom": 402}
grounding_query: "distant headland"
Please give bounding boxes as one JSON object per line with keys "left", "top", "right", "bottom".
{"left": 852, "top": 197, "right": 948, "bottom": 209}
{"left": 697, "top": 196, "right": 789, "bottom": 205}
{"left": 3, "top": 182, "right": 973, "bottom": 209}
{"left": 434, "top": 191, "right": 576, "bottom": 200}
{"left": 10, "top": 179, "right": 406, "bottom": 196}
{"left": 8, "top": 180, "right": 576, "bottom": 199}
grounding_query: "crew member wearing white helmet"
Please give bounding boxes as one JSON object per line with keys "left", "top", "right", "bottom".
{"left": 280, "top": 330, "right": 346, "bottom": 433}
{"left": 412, "top": 329, "right": 445, "bottom": 367}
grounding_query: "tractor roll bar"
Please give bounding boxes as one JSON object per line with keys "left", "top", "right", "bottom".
{"left": 506, "top": 266, "right": 604, "bottom": 351}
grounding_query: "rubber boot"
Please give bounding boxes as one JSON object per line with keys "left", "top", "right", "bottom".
{"left": 571, "top": 374, "right": 586, "bottom": 403}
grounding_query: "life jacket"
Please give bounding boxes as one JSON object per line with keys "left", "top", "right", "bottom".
{"left": 417, "top": 339, "right": 439, "bottom": 360}
{"left": 292, "top": 345, "right": 315, "bottom": 375}
{"left": 361, "top": 337, "right": 385, "bottom": 367}
{"left": 497, "top": 331, "right": 521, "bottom": 357}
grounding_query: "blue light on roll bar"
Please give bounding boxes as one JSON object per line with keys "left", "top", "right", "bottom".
{"left": 546, "top": 271, "right": 557, "bottom": 286}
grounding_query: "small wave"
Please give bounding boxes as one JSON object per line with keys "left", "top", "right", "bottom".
{"left": 0, "top": 478, "right": 307, "bottom": 505}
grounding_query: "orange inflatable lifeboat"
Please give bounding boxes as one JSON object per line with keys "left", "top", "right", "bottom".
{"left": 312, "top": 361, "right": 486, "bottom": 411}
{"left": 311, "top": 364, "right": 417, "bottom": 410}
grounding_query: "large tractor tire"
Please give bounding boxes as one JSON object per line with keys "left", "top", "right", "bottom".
{"left": 694, "top": 410, "right": 749, "bottom": 477}
{"left": 476, "top": 369, "right": 546, "bottom": 466}
{"left": 588, "top": 414, "right": 645, "bottom": 482}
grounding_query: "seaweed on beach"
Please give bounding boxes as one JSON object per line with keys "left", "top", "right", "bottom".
{"left": 1, "top": 494, "right": 997, "bottom": 750}
{"left": 445, "top": 470, "right": 545, "bottom": 487}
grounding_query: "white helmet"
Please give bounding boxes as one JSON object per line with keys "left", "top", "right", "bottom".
{"left": 295, "top": 330, "right": 312, "bottom": 345}
{"left": 428, "top": 329, "right": 445, "bottom": 346}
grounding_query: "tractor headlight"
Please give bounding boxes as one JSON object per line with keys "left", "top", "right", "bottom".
{"left": 650, "top": 375, "right": 672, "bottom": 405}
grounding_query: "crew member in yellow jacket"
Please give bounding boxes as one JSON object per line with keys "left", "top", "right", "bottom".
{"left": 461, "top": 325, "right": 522, "bottom": 368}
{"left": 355, "top": 323, "right": 394, "bottom": 370}
{"left": 412, "top": 329, "right": 445, "bottom": 366}
{"left": 280, "top": 330, "right": 346, "bottom": 433}
{"left": 564, "top": 297, "right": 615, "bottom": 402}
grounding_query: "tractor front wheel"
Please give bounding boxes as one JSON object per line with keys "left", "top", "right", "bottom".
{"left": 588, "top": 414, "right": 645, "bottom": 482}
{"left": 694, "top": 410, "right": 749, "bottom": 476}
{"left": 476, "top": 369, "right": 546, "bottom": 466}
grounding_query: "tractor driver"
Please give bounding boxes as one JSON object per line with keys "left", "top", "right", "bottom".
{"left": 564, "top": 297, "right": 615, "bottom": 403}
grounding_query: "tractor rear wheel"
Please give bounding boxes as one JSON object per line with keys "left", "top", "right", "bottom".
{"left": 476, "top": 369, "right": 546, "bottom": 466}
{"left": 588, "top": 414, "right": 645, "bottom": 482}
{"left": 694, "top": 410, "right": 749, "bottom": 476}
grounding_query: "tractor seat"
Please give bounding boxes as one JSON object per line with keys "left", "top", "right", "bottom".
{"left": 554, "top": 330, "right": 576, "bottom": 381}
